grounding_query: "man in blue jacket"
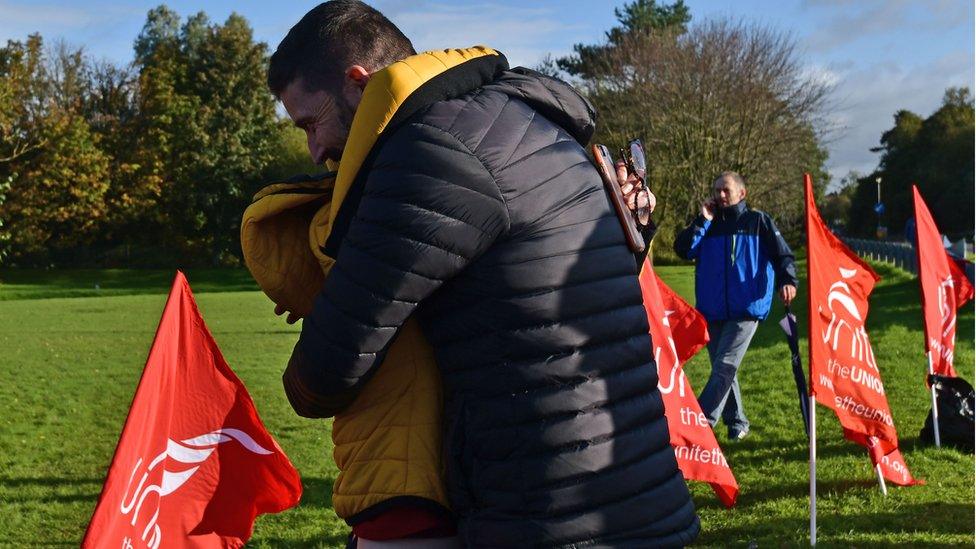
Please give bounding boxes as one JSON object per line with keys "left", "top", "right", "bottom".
{"left": 675, "top": 172, "right": 797, "bottom": 440}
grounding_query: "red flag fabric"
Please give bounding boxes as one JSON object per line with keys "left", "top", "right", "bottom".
{"left": 845, "top": 433, "right": 924, "bottom": 486}
{"left": 805, "top": 174, "right": 920, "bottom": 486}
{"left": 639, "top": 259, "right": 739, "bottom": 507}
{"left": 82, "top": 272, "right": 302, "bottom": 549}
{"left": 948, "top": 258, "right": 975, "bottom": 306}
{"left": 913, "top": 185, "right": 974, "bottom": 378}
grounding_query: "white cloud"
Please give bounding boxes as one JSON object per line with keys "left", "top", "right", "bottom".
{"left": 0, "top": 1, "right": 103, "bottom": 30}
{"left": 0, "top": 1, "right": 143, "bottom": 62}
{"left": 822, "top": 49, "right": 974, "bottom": 183}
{"left": 0, "top": 1, "right": 138, "bottom": 34}
{"left": 801, "top": 0, "right": 971, "bottom": 53}
{"left": 801, "top": 63, "right": 842, "bottom": 89}
{"left": 377, "top": 1, "right": 583, "bottom": 69}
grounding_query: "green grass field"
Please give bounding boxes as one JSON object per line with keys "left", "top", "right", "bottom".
{"left": 0, "top": 262, "right": 973, "bottom": 547}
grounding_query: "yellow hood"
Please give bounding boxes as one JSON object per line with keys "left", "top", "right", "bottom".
{"left": 319, "top": 46, "right": 502, "bottom": 256}
{"left": 240, "top": 173, "right": 335, "bottom": 318}
{"left": 240, "top": 46, "right": 505, "bottom": 523}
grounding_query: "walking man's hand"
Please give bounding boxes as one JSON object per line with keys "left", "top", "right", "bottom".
{"left": 779, "top": 285, "right": 796, "bottom": 306}
{"left": 701, "top": 199, "right": 716, "bottom": 221}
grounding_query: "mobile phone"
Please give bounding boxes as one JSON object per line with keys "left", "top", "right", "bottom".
{"left": 591, "top": 144, "right": 645, "bottom": 254}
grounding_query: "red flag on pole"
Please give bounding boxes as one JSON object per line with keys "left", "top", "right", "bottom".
{"left": 639, "top": 259, "right": 739, "bottom": 507}
{"left": 913, "top": 185, "right": 974, "bottom": 378}
{"left": 82, "top": 272, "right": 302, "bottom": 549}
{"left": 948, "top": 259, "right": 975, "bottom": 306}
{"left": 805, "top": 174, "right": 921, "bottom": 486}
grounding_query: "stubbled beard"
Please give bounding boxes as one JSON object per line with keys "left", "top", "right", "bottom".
{"left": 325, "top": 95, "right": 356, "bottom": 163}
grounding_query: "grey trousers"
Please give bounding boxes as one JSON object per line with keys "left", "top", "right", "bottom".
{"left": 697, "top": 319, "right": 759, "bottom": 432}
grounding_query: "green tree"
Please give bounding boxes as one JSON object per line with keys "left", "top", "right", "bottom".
{"left": 259, "top": 122, "right": 322, "bottom": 186}
{"left": 0, "top": 7, "right": 330, "bottom": 266}
{"left": 134, "top": 5, "right": 181, "bottom": 65}
{"left": 821, "top": 171, "right": 859, "bottom": 231}
{"left": 2, "top": 113, "right": 111, "bottom": 260}
{"left": 0, "top": 175, "right": 10, "bottom": 263}
{"left": 82, "top": 58, "right": 157, "bottom": 254}
{"left": 133, "top": 7, "right": 279, "bottom": 264}
{"left": 557, "top": 0, "right": 690, "bottom": 78}
{"left": 0, "top": 36, "right": 111, "bottom": 263}
{"left": 848, "top": 88, "right": 974, "bottom": 239}
{"left": 0, "top": 35, "right": 48, "bottom": 168}
{"left": 548, "top": 6, "right": 831, "bottom": 256}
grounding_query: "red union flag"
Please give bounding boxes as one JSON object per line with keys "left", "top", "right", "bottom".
{"left": 639, "top": 259, "right": 739, "bottom": 507}
{"left": 846, "top": 433, "right": 922, "bottom": 486}
{"left": 804, "top": 174, "right": 920, "bottom": 486}
{"left": 913, "top": 185, "right": 975, "bottom": 378}
{"left": 82, "top": 272, "right": 302, "bottom": 549}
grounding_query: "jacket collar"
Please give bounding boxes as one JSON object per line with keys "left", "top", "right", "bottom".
{"left": 329, "top": 47, "right": 506, "bottom": 223}
{"left": 319, "top": 46, "right": 508, "bottom": 258}
{"left": 718, "top": 200, "right": 748, "bottom": 221}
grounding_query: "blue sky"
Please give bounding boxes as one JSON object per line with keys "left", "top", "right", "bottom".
{"left": 2, "top": 0, "right": 973, "bottom": 186}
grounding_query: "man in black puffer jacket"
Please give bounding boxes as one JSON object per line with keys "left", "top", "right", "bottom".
{"left": 268, "top": 1, "right": 699, "bottom": 546}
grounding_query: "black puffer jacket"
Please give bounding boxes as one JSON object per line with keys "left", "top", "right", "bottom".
{"left": 292, "top": 54, "right": 699, "bottom": 547}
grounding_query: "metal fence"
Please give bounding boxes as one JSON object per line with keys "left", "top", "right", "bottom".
{"left": 843, "top": 238, "right": 976, "bottom": 283}
{"left": 842, "top": 238, "right": 917, "bottom": 274}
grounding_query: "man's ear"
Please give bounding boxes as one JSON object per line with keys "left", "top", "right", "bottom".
{"left": 740, "top": 185, "right": 747, "bottom": 200}
{"left": 342, "top": 65, "right": 371, "bottom": 108}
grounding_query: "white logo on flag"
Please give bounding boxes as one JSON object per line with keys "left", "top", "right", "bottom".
{"left": 938, "top": 275, "right": 955, "bottom": 338}
{"left": 821, "top": 267, "right": 877, "bottom": 371}
{"left": 655, "top": 310, "right": 687, "bottom": 398}
{"left": 119, "top": 428, "right": 273, "bottom": 549}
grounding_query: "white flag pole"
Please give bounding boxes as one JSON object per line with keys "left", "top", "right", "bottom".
{"left": 874, "top": 463, "right": 888, "bottom": 496}
{"left": 809, "top": 393, "right": 817, "bottom": 546}
{"left": 927, "top": 351, "right": 941, "bottom": 448}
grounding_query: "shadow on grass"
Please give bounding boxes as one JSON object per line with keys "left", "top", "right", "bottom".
{"left": 700, "top": 502, "right": 973, "bottom": 546}
{"left": 0, "top": 268, "right": 258, "bottom": 301}
{"left": 298, "top": 476, "right": 336, "bottom": 509}
{"left": 0, "top": 476, "right": 102, "bottom": 487}
{"left": 723, "top": 437, "right": 855, "bottom": 464}
{"left": 0, "top": 475, "right": 102, "bottom": 504}
{"left": 825, "top": 502, "right": 973, "bottom": 537}
{"left": 0, "top": 476, "right": 348, "bottom": 547}
{"left": 0, "top": 538, "right": 78, "bottom": 547}
{"left": 257, "top": 476, "right": 349, "bottom": 548}
{"left": 257, "top": 533, "right": 350, "bottom": 548}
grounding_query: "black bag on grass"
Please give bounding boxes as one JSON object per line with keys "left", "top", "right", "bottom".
{"left": 919, "top": 374, "right": 974, "bottom": 453}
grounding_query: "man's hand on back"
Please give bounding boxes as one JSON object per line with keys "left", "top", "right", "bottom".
{"left": 275, "top": 303, "right": 301, "bottom": 325}
{"left": 614, "top": 161, "right": 655, "bottom": 216}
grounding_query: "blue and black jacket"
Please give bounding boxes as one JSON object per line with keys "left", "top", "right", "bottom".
{"left": 674, "top": 201, "right": 797, "bottom": 321}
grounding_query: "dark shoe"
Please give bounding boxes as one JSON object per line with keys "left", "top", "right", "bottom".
{"left": 728, "top": 426, "right": 750, "bottom": 441}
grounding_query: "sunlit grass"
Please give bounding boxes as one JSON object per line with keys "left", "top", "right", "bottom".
{"left": 0, "top": 262, "right": 971, "bottom": 547}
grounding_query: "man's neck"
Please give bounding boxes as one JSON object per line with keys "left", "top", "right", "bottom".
{"left": 719, "top": 201, "right": 747, "bottom": 220}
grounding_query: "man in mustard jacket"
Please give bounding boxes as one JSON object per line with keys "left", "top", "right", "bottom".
{"left": 263, "top": 1, "right": 699, "bottom": 547}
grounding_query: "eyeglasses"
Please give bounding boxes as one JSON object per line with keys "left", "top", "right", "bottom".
{"left": 618, "top": 139, "right": 651, "bottom": 227}
{"left": 592, "top": 143, "right": 645, "bottom": 253}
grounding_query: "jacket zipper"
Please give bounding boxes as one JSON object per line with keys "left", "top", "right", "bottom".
{"left": 724, "top": 212, "right": 731, "bottom": 319}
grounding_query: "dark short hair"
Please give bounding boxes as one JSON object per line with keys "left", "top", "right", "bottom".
{"left": 268, "top": 0, "right": 416, "bottom": 97}
{"left": 714, "top": 171, "right": 746, "bottom": 188}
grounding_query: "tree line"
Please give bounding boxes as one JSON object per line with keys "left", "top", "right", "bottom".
{"left": 544, "top": 0, "right": 831, "bottom": 258}
{"left": 5, "top": 1, "right": 964, "bottom": 268}
{"left": 0, "top": 6, "right": 314, "bottom": 267}
{"left": 824, "top": 88, "right": 974, "bottom": 241}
